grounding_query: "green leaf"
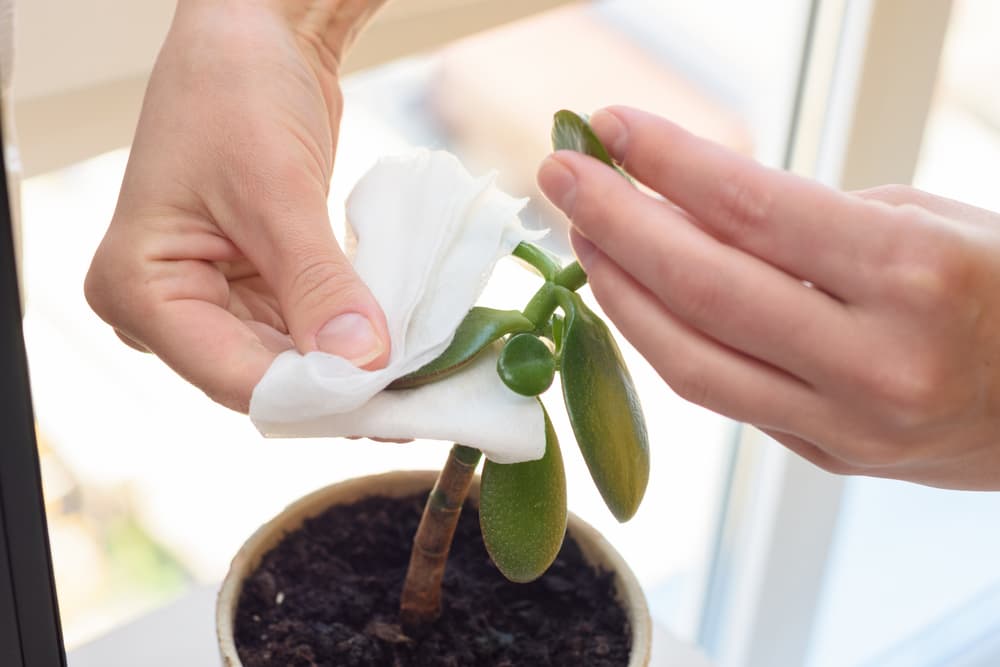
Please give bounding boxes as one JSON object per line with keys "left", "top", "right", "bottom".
{"left": 389, "top": 308, "right": 534, "bottom": 390}
{"left": 556, "top": 289, "right": 649, "bottom": 522}
{"left": 497, "top": 333, "right": 556, "bottom": 397}
{"left": 552, "top": 110, "right": 616, "bottom": 166}
{"left": 551, "top": 109, "right": 632, "bottom": 182}
{"left": 480, "top": 407, "right": 567, "bottom": 583}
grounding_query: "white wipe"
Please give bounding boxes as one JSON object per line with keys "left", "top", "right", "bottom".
{"left": 249, "top": 149, "right": 547, "bottom": 464}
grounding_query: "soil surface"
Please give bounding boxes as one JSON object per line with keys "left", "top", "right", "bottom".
{"left": 234, "top": 492, "right": 632, "bottom": 666}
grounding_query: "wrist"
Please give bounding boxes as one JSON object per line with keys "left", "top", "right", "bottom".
{"left": 252, "top": 0, "right": 390, "bottom": 68}
{"left": 294, "top": 0, "right": 390, "bottom": 65}
{"left": 175, "top": 0, "right": 388, "bottom": 71}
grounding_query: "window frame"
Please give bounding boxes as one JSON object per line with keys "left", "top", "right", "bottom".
{"left": 0, "top": 100, "right": 67, "bottom": 667}
{"left": 697, "top": 2, "right": 954, "bottom": 665}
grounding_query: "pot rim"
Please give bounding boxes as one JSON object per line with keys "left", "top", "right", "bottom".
{"left": 217, "top": 469, "right": 651, "bottom": 666}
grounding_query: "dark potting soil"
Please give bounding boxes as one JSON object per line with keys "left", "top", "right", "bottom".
{"left": 234, "top": 492, "right": 631, "bottom": 666}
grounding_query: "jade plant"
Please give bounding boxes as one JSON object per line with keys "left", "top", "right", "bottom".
{"left": 391, "top": 110, "right": 650, "bottom": 630}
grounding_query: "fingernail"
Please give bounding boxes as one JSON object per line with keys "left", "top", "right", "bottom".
{"left": 316, "top": 313, "right": 385, "bottom": 367}
{"left": 537, "top": 155, "right": 577, "bottom": 214}
{"left": 590, "top": 109, "right": 627, "bottom": 156}
{"left": 570, "top": 230, "right": 598, "bottom": 271}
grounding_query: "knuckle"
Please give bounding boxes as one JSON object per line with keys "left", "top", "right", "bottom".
{"left": 584, "top": 257, "right": 615, "bottom": 303}
{"left": 570, "top": 168, "right": 618, "bottom": 226}
{"left": 115, "top": 329, "right": 150, "bottom": 353}
{"left": 83, "top": 262, "right": 110, "bottom": 321}
{"left": 713, "top": 168, "right": 773, "bottom": 240}
{"left": 811, "top": 455, "right": 857, "bottom": 476}
{"left": 677, "top": 275, "right": 721, "bottom": 323}
{"left": 770, "top": 430, "right": 859, "bottom": 475}
{"left": 84, "top": 237, "right": 127, "bottom": 325}
{"left": 85, "top": 238, "right": 160, "bottom": 352}
{"left": 286, "top": 256, "right": 362, "bottom": 313}
{"left": 831, "top": 433, "right": 907, "bottom": 468}
{"left": 883, "top": 217, "right": 971, "bottom": 309}
{"left": 839, "top": 348, "right": 967, "bottom": 466}
{"left": 206, "top": 384, "right": 251, "bottom": 414}
{"left": 846, "top": 445, "right": 904, "bottom": 468}
{"left": 856, "top": 183, "right": 914, "bottom": 204}
{"left": 864, "top": 357, "right": 943, "bottom": 422}
{"left": 668, "top": 364, "right": 712, "bottom": 407}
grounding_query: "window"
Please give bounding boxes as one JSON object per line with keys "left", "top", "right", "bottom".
{"left": 804, "top": 1, "right": 1000, "bottom": 665}
{"left": 15, "top": 0, "right": 825, "bottom": 659}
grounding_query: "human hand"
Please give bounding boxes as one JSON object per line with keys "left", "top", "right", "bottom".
{"left": 538, "top": 105, "right": 1000, "bottom": 490}
{"left": 85, "top": 0, "right": 390, "bottom": 412}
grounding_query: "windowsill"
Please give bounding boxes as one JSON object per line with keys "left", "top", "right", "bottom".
{"left": 67, "top": 585, "right": 715, "bottom": 666}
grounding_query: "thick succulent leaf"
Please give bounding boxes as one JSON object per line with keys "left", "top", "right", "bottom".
{"left": 557, "top": 289, "right": 649, "bottom": 521}
{"left": 497, "top": 333, "right": 556, "bottom": 397}
{"left": 551, "top": 110, "right": 631, "bottom": 181}
{"left": 390, "top": 307, "right": 533, "bottom": 389}
{"left": 552, "top": 110, "right": 615, "bottom": 165}
{"left": 480, "top": 407, "right": 567, "bottom": 583}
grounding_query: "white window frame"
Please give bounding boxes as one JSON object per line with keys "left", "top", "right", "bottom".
{"left": 698, "top": 2, "right": 953, "bottom": 666}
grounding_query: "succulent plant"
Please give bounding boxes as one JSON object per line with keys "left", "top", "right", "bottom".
{"left": 397, "top": 111, "right": 650, "bottom": 629}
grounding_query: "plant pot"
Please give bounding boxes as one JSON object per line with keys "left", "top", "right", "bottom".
{"left": 217, "top": 470, "right": 652, "bottom": 666}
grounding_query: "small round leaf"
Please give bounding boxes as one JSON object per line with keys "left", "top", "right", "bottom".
{"left": 497, "top": 333, "right": 556, "bottom": 397}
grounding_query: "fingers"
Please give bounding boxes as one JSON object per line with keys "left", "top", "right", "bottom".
{"left": 854, "top": 184, "right": 1000, "bottom": 227}
{"left": 87, "top": 248, "right": 274, "bottom": 412}
{"left": 587, "top": 106, "right": 892, "bottom": 300}
{"left": 148, "top": 301, "right": 279, "bottom": 412}
{"left": 544, "top": 155, "right": 859, "bottom": 387}
{"left": 570, "top": 231, "right": 829, "bottom": 435}
{"left": 115, "top": 329, "right": 150, "bottom": 353}
{"left": 575, "top": 228, "right": 881, "bottom": 479}
{"left": 245, "top": 320, "right": 295, "bottom": 354}
{"left": 222, "top": 182, "right": 390, "bottom": 369}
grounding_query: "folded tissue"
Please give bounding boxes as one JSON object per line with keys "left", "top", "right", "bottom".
{"left": 249, "top": 149, "right": 547, "bottom": 464}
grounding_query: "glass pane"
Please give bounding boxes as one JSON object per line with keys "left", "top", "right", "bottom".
{"left": 805, "top": 1, "right": 1000, "bottom": 665}
{"left": 913, "top": 0, "right": 1000, "bottom": 212}
{"left": 24, "top": 0, "right": 810, "bottom": 652}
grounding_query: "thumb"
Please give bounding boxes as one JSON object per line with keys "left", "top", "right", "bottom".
{"left": 286, "top": 253, "right": 390, "bottom": 369}
{"left": 242, "top": 196, "right": 391, "bottom": 370}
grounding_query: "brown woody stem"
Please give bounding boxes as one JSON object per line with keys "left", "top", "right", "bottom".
{"left": 400, "top": 444, "right": 482, "bottom": 630}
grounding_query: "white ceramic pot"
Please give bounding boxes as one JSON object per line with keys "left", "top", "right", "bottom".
{"left": 217, "top": 470, "right": 651, "bottom": 666}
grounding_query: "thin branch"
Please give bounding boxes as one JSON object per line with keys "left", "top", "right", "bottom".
{"left": 400, "top": 444, "right": 482, "bottom": 630}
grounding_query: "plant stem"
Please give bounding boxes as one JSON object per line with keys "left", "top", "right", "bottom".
{"left": 521, "top": 282, "right": 558, "bottom": 328}
{"left": 555, "top": 261, "right": 587, "bottom": 291}
{"left": 513, "top": 242, "right": 560, "bottom": 280}
{"left": 400, "top": 444, "right": 483, "bottom": 630}
{"left": 521, "top": 261, "right": 588, "bottom": 328}
{"left": 397, "top": 253, "right": 588, "bottom": 630}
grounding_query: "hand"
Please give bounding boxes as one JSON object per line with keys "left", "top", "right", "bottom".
{"left": 538, "top": 105, "right": 1000, "bottom": 490}
{"left": 85, "top": 0, "right": 390, "bottom": 412}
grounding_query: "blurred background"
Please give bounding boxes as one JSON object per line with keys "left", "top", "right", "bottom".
{"left": 11, "top": 0, "right": 1000, "bottom": 665}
